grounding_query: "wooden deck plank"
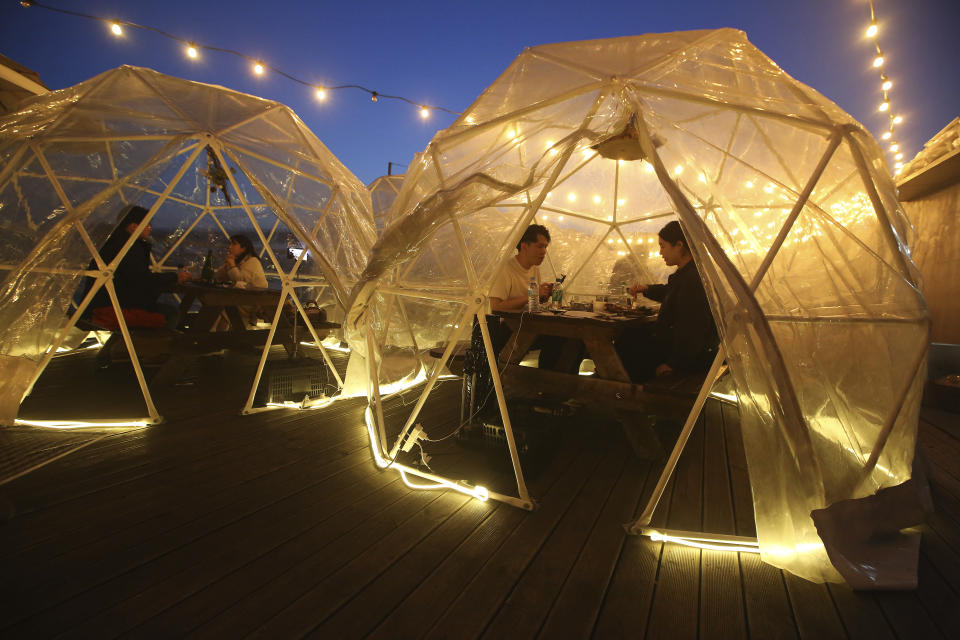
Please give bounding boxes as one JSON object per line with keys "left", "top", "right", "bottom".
{"left": 911, "top": 552, "right": 960, "bottom": 639}
{"left": 700, "top": 550, "right": 748, "bottom": 640}
{"left": 738, "top": 554, "right": 799, "bottom": 640}
{"left": 479, "top": 446, "right": 630, "bottom": 638}
{"left": 364, "top": 502, "right": 527, "bottom": 640}
{"left": 4, "top": 443, "right": 385, "bottom": 636}
{"left": 592, "top": 444, "right": 678, "bottom": 637}
{"left": 699, "top": 401, "right": 747, "bottom": 640}
{"left": 872, "top": 590, "right": 947, "bottom": 639}
{"left": 128, "top": 476, "right": 409, "bottom": 637}
{"left": 3, "top": 426, "right": 370, "bottom": 573}
{"left": 720, "top": 402, "right": 755, "bottom": 538}
{"left": 421, "top": 446, "right": 605, "bottom": 639}
{"left": 53, "top": 459, "right": 405, "bottom": 638}
{"left": 311, "top": 497, "right": 498, "bottom": 638}
{"left": 782, "top": 573, "right": 847, "bottom": 640}
{"left": 363, "top": 433, "right": 583, "bottom": 639}
{"left": 189, "top": 489, "right": 446, "bottom": 638}
{"left": 536, "top": 458, "right": 652, "bottom": 639}
{"left": 645, "top": 411, "right": 706, "bottom": 640}
{"left": 825, "top": 584, "right": 896, "bottom": 640}
{"left": 250, "top": 492, "right": 471, "bottom": 638}
{"left": 1, "top": 350, "right": 957, "bottom": 639}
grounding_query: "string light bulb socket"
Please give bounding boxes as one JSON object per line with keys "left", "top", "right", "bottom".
{"left": 878, "top": 100, "right": 890, "bottom": 112}
{"left": 881, "top": 76, "right": 892, "bottom": 91}
{"left": 892, "top": 115, "right": 903, "bottom": 124}
{"left": 371, "top": 91, "right": 378, "bottom": 103}
{"left": 186, "top": 43, "right": 198, "bottom": 59}
{"left": 865, "top": 20, "right": 878, "bottom": 38}
{"left": 872, "top": 53, "right": 884, "bottom": 68}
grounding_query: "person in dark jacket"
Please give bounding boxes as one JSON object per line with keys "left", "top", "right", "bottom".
{"left": 85, "top": 205, "right": 191, "bottom": 326}
{"left": 617, "top": 220, "right": 718, "bottom": 381}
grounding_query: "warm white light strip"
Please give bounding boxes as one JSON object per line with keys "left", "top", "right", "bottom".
{"left": 644, "top": 528, "right": 761, "bottom": 554}
{"left": 363, "top": 407, "right": 489, "bottom": 501}
{"left": 13, "top": 418, "right": 152, "bottom": 429}
{"left": 708, "top": 390, "right": 738, "bottom": 403}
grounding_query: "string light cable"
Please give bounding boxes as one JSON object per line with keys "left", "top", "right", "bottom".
{"left": 864, "top": 0, "right": 907, "bottom": 174}
{"left": 18, "top": 0, "right": 460, "bottom": 118}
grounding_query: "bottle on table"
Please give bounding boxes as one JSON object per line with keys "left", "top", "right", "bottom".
{"left": 527, "top": 275, "right": 538, "bottom": 312}
{"left": 201, "top": 249, "right": 215, "bottom": 282}
{"left": 552, "top": 277, "right": 563, "bottom": 307}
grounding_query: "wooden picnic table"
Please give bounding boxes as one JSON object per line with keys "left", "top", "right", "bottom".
{"left": 494, "top": 308, "right": 653, "bottom": 382}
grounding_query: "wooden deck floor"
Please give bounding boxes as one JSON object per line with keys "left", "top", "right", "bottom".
{"left": 1, "top": 350, "right": 959, "bottom": 638}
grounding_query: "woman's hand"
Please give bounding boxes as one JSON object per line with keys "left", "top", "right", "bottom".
{"left": 224, "top": 255, "right": 236, "bottom": 269}
{"left": 629, "top": 282, "right": 648, "bottom": 296}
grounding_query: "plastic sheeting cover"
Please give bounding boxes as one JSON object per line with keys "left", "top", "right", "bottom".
{"left": 345, "top": 30, "right": 929, "bottom": 586}
{"left": 0, "top": 66, "right": 375, "bottom": 421}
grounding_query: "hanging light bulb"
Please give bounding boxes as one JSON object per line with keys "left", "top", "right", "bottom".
{"left": 889, "top": 143, "right": 899, "bottom": 152}
{"left": 878, "top": 100, "right": 890, "bottom": 112}
{"left": 894, "top": 152, "right": 903, "bottom": 160}
{"left": 881, "top": 77, "right": 893, "bottom": 91}
{"left": 865, "top": 21, "right": 878, "bottom": 38}
{"left": 892, "top": 115, "right": 903, "bottom": 124}
{"left": 186, "top": 44, "right": 198, "bottom": 59}
{"left": 872, "top": 54, "right": 884, "bottom": 68}
{"left": 881, "top": 131, "right": 892, "bottom": 140}
{"left": 110, "top": 22, "right": 123, "bottom": 36}
{"left": 252, "top": 61, "right": 264, "bottom": 75}
{"left": 315, "top": 87, "right": 327, "bottom": 101}
{"left": 419, "top": 106, "right": 430, "bottom": 119}
{"left": 371, "top": 92, "right": 379, "bottom": 102}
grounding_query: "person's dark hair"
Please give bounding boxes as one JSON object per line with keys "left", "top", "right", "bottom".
{"left": 516, "top": 223, "right": 550, "bottom": 251}
{"left": 119, "top": 205, "right": 150, "bottom": 229}
{"left": 658, "top": 220, "right": 689, "bottom": 253}
{"left": 230, "top": 234, "right": 259, "bottom": 263}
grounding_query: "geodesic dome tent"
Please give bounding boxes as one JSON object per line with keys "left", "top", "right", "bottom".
{"left": 346, "top": 30, "right": 930, "bottom": 586}
{"left": 0, "top": 66, "right": 375, "bottom": 424}
{"left": 368, "top": 173, "right": 405, "bottom": 235}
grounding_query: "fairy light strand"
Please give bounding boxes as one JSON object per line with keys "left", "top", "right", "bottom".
{"left": 865, "top": 0, "right": 906, "bottom": 175}
{"left": 18, "top": 0, "right": 459, "bottom": 118}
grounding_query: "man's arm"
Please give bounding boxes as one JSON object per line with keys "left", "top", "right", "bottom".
{"left": 489, "top": 295, "right": 527, "bottom": 311}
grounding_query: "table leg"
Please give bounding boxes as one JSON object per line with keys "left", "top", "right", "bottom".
{"left": 583, "top": 336, "right": 631, "bottom": 382}
{"left": 498, "top": 329, "right": 538, "bottom": 367}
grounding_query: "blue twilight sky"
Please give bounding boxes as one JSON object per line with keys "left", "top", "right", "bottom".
{"left": 1, "top": 0, "right": 958, "bottom": 184}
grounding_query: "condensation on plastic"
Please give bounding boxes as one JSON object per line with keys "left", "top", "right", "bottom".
{"left": 0, "top": 66, "right": 376, "bottom": 421}
{"left": 345, "top": 29, "right": 929, "bottom": 586}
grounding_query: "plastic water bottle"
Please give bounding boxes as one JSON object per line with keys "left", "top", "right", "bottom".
{"left": 527, "top": 275, "right": 538, "bottom": 312}
{"left": 552, "top": 277, "right": 563, "bottom": 307}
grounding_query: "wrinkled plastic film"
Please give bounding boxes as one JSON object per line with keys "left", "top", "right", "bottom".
{"left": 0, "top": 66, "right": 375, "bottom": 419}
{"left": 346, "top": 29, "right": 929, "bottom": 587}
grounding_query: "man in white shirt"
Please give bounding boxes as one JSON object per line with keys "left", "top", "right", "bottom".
{"left": 487, "top": 224, "right": 582, "bottom": 372}
{"left": 489, "top": 224, "right": 554, "bottom": 311}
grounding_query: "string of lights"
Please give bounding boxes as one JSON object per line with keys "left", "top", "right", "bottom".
{"left": 864, "top": 0, "right": 906, "bottom": 175}
{"left": 18, "top": 0, "right": 460, "bottom": 119}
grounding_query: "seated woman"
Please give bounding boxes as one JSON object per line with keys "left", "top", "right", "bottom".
{"left": 213, "top": 234, "right": 268, "bottom": 328}
{"left": 617, "top": 220, "right": 719, "bottom": 382}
